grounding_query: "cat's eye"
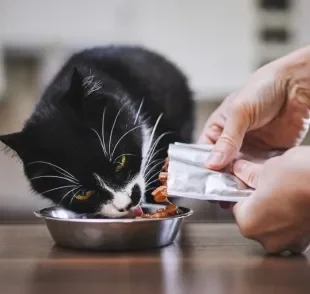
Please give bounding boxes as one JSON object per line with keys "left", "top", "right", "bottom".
{"left": 115, "top": 155, "right": 126, "bottom": 172}
{"left": 75, "top": 190, "right": 95, "bottom": 201}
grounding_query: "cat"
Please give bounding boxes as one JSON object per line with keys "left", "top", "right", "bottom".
{"left": 0, "top": 46, "right": 194, "bottom": 218}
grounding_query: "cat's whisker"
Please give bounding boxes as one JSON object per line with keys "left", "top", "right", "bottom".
{"left": 41, "top": 184, "right": 82, "bottom": 195}
{"left": 112, "top": 153, "right": 136, "bottom": 164}
{"left": 69, "top": 188, "right": 82, "bottom": 209}
{"left": 149, "top": 157, "right": 166, "bottom": 162}
{"left": 143, "top": 147, "right": 166, "bottom": 162}
{"left": 147, "top": 158, "right": 166, "bottom": 167}
{"left": 145, "top": 185, "right": 159, "bottom": 193}
{"left": 141, "top": 114, "right": 163, "bottom": 173}
{"left": 101, "top": 107, "right": 109, "bottom": 158}
{"left": 134, "top": 98, "right": 144, "bottom": 125}
{"left": 144, "top": 160, "right": 165, "bottom": 179}
{"left": 29, "top": 175, "right": 79, "bottom": 185}
{"left": 142, "top": 147, "right": 167, "bottom": 173}
{"left": 147, "top": 132, "right": 172, "bottom": 163}
{"left": 26, "top": 161, "right": 77, "bottom": 181}
{"left": 91, "top": 128, "right": 106, "bottom": 156}
{"left": 144, "top": 159, "right": 165, "bottom": 174}
{"left": 144, "top": 132, "right": 172, "bottom": 173}
{"left": 110, "top": 125, "right": 143, "bottom": 161}
{"left": 145, "top": 113, "right": 163, "bottom": 156}
{"left": 55, "top": 169, "right": 75, "bottom": 181}
{"left": 145, "top": 134, "right": 167, "bottom": 167}
{"left": 108, "top": 101, "right": 129, "bottom": 159}
{"left": 145, "top": 178, "right": 160, "bottom": 188}
{"left": 58, "top": 186, "right": 81, "bottom": 207}
{"left": 145, "top": 171, "right": 160, "bottom": 185}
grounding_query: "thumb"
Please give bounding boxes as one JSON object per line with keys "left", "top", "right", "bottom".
{"left": 233, "top": 160, "right": 263, "bottom": 188}
{"left": 205, "top": 110, "right": 249, "bottom": 170}
{"left": 232, "top": 196, "right": 257, "bottom": 239}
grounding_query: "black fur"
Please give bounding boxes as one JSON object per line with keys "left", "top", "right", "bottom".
{"left": 0, "top": 46, "right": 193, "bottom": 216}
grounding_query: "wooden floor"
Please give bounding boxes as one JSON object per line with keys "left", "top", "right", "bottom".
{"left": 1, "top": 223, "right": 310, "bottom": 294}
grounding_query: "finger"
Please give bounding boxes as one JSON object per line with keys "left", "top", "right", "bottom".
{"left": 205, "top": 110, "right": 249, "bottom": 170}
{"left": 233, "top": 188, "right": 267, "bottom": 242}
{"left": 233, "top": 160, "right": 263, "bottom": 188}
{"left": 197, "top": 124, "right": 223, "bottom": 145}
{"left": 233, "top": 197, "right": 257, "bottom": 239}
{"left": 197, "top": 107, "right": 225, "bottom": 145}
{"left": 197, "top": 133, "right": 216, "bottom": 145}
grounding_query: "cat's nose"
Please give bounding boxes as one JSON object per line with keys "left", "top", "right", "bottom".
{"left": 131, "top": 184, "right": 141, "bottom": 206}
{"left": 118, "top": 203, "right": 133, "bottom": 212}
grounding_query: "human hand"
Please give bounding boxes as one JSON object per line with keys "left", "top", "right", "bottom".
{"left": 232, "top": 146, "right": 310, "bottom": 254}
{"left": 198, "top": 46, "right": 310, "bottom": 170}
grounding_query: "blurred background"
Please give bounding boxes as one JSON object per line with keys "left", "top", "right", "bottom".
{"left": 0, "top": 0, "right": 309, "bottom": 222}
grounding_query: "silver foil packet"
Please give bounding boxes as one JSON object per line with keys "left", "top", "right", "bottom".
{"left": 167, "top": 143, "right": 283, "bottom": 202}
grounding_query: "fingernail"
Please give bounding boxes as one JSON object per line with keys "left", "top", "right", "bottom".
{"left": 206, "top": 151, "right": 223, "bottom": 167}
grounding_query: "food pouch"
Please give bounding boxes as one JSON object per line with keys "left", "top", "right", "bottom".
{"left": 166, "top": 143, "right": 283, "bottom": 202}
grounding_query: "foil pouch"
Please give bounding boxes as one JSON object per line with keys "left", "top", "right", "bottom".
{"left": 167, "top": 143, "right": 283, "bottom": 202}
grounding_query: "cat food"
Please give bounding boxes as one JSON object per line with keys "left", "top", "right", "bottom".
{"left": 162, "top": 158, "right": 169, "bottom": 172}
{"left": 136, "top": 203, "right": 181, "bottom": 219}
{"left": 136, "top": 158, "right": 182, "bottom": 219}
{"left": 151, "top": 158, "right": 169, "bottom": 202}
{"left": 152, "top": 186, "right": 168, "bottom": 202}
{"left": 159, "top": 172, "right": 168, "bottom": 185}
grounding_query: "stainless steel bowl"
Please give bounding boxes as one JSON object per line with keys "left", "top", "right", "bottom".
{"left": 34, "top": 204, "right": 193, "bottom": 251}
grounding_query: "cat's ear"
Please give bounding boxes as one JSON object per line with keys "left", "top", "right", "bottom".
{"left": 62, "top": 67, "right": 85, "bottom": 114}
{"left": 0, "top": 132, "right": 24, "bottom": 156}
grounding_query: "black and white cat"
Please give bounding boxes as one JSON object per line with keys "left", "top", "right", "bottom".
{"left": 0, "top": 46, "right": 194, "bottom": 217}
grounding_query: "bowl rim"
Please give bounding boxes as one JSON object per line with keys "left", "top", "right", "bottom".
{"left": 34, "top": 204, "right": 193, "bottom": 223}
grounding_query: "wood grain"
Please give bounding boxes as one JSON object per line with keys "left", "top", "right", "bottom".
{"left": 0, "top": 223, "right": 310, "bottom": 294}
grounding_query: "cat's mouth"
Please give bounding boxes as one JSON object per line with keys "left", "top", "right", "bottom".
{"left": 126, "top": 205, "right": 143, "bottom": 217}
{"left": 111, "top": 202, "right": 142, "bottom": 215}
{"left": 99, "top": 201, "right": 142, "bottom": 218}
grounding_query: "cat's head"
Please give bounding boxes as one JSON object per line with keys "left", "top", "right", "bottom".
{"left": 0, "top": 68, "right": 153, "bottom": 217}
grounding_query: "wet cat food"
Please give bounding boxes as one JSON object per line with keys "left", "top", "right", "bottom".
{"left": 136, "top": 158, "right": 183, "bottom": 219}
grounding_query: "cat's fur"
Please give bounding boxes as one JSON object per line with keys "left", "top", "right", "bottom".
{"left": 0, "top": 46, "right": 193, "bottom": 217}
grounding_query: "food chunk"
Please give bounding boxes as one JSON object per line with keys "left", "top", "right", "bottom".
{"left": 136, "top": 158, "right": 182, "bottom": 219}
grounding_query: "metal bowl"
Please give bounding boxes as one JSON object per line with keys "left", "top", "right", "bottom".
{"left": 34, "top": 204, "right": 193, "bottom": 251}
